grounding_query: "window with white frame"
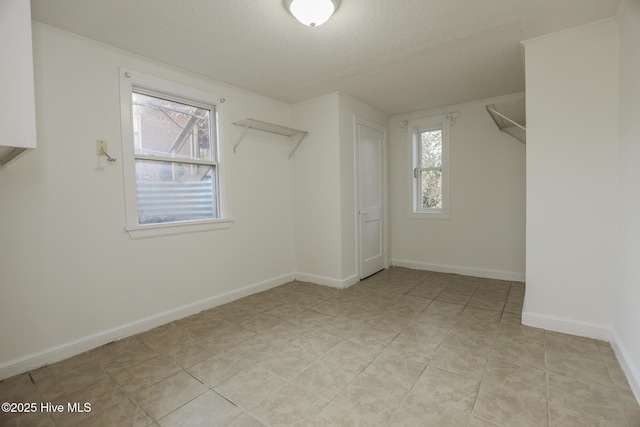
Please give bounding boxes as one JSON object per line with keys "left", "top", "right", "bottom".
{"left": 120, "top": 69, "right": 230, "bottom": 238}
{"left": 409, "top": 114, "right": 452, "bottom": 218}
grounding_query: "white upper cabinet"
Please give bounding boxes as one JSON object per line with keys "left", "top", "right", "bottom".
{"left": 0, "top": 0, "right": 37, "bottom": 167}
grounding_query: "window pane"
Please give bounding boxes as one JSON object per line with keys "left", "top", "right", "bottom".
{"left": 135, "top": 160, "right": 217, "bottom": 224}
{"left": 420, "top": 130, "right": 442, "bottom": 168}
{"left": 132, "top": 91, "right": 213, "bottom": 161}
{"left": 421, "top": 169, "right": 442, "bottom": 209}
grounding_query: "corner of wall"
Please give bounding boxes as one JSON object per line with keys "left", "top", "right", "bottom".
{"left": 611, "top": 328, "right": 640, "bottom": 405}
{"left": 521, "top": 311, "right": 612, "bottom": 341}
{"left": 294, "top": 271, "right": 359, "bottom": 290}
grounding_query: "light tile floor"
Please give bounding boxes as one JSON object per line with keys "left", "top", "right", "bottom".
{"left": 1, "top": 268, "right": 639, "bottom": 426}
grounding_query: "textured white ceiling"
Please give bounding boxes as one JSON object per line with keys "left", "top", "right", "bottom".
{"left": 30, "top": 0, "right": 621, "bottom": 115}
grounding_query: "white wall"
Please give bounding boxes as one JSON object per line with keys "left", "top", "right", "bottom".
{"left": 615, "top": 0, "right": 640, "bottom": 400}
{"left": 522, "top": 20, "right": 620, "bottom": 337}
{"left": 389, "top": 94, "right": 526, "bottom": 281}
{"left": 0, "top": 25, "right": 297, "bottom": 379}
{"left": 291, "top": 94, "right": 343, "bottom": 286}
{"left": 291, "top": 93, "right": 389, "bottom": 288}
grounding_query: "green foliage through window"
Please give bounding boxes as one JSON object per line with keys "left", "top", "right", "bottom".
{"left": 419, "top": 129, "right": 443, "bottom": 209}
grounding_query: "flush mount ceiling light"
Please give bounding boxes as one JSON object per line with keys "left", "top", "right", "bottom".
{"left": 284, "top": 0, "right": 340, "bottom": 27}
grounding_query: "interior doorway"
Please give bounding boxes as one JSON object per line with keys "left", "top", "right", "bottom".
{"left": 355, "top": 116, "right": 387, "bottom": 279}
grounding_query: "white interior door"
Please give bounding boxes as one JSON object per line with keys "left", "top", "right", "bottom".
{"left": 357, "top": 119, "right": 386, "bottom": 279}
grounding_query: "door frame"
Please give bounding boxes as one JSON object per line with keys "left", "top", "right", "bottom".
{"left": 353, "top": 114, "right": 389, "bottom": 280}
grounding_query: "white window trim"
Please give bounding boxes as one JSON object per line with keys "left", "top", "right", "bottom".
{"left": 119, "top": 68, "right": 232, "bottom": 239}
{"left": 406, "top": 113, "right": 455, "bottom": 220}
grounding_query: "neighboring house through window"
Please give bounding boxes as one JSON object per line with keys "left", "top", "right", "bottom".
{"left": 119, "top": 69, "right": 231, "bottom": 238}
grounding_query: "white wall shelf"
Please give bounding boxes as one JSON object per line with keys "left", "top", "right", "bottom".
{"left": 232, "top": 118, "right": 308, "bottom": 159}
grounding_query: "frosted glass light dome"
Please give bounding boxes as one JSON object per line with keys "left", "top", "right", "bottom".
{"left": 285, "top": 0, "right": 340, "bottom": 27}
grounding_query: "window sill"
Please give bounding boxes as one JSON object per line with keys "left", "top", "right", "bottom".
{"left": 125, "top": 218, "right": 233, "bottom": 239}
{"left": 408, "top": 211, "right": 450, "bottom": 220}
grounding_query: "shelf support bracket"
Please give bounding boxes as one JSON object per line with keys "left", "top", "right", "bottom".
{"left": 233, "top": 119, "right": 253, "bottom": 153}
{"left": 289, "top": 132, "right": 308, "bottom": 159}
{"left": 486, "top": 107, "right": 526, "bottom": 131}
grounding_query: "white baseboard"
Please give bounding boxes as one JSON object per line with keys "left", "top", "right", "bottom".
{"left": 0, "top": 272, "right": 295, "bottom": 381}
{"left": 295, "top": 272, "right": 359, "bottom": 289}
{"left": 610, "top": 329, "right": 640, "bottom": 404}
{"left": 341, "top": 274, "right": 360, "bottom": 289}
{"left": 522, "top": 312, "right": 640, "bottom": 404}
{"left": 521, "top": 311, "right": 612, "bottom": 341}
{"left": 391, "top": 259, "right": 526, "bottom": 282}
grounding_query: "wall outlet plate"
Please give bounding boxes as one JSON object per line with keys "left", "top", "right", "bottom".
{"left": 96, "top": 140, "right": 107, "bottom": 156}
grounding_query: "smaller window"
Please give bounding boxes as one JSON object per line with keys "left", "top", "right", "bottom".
{"left": 408, "top": 114, "right": 452, "bottom": 219}
{"left": 416, "top": 127, "right": 444, "bottom": 210}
